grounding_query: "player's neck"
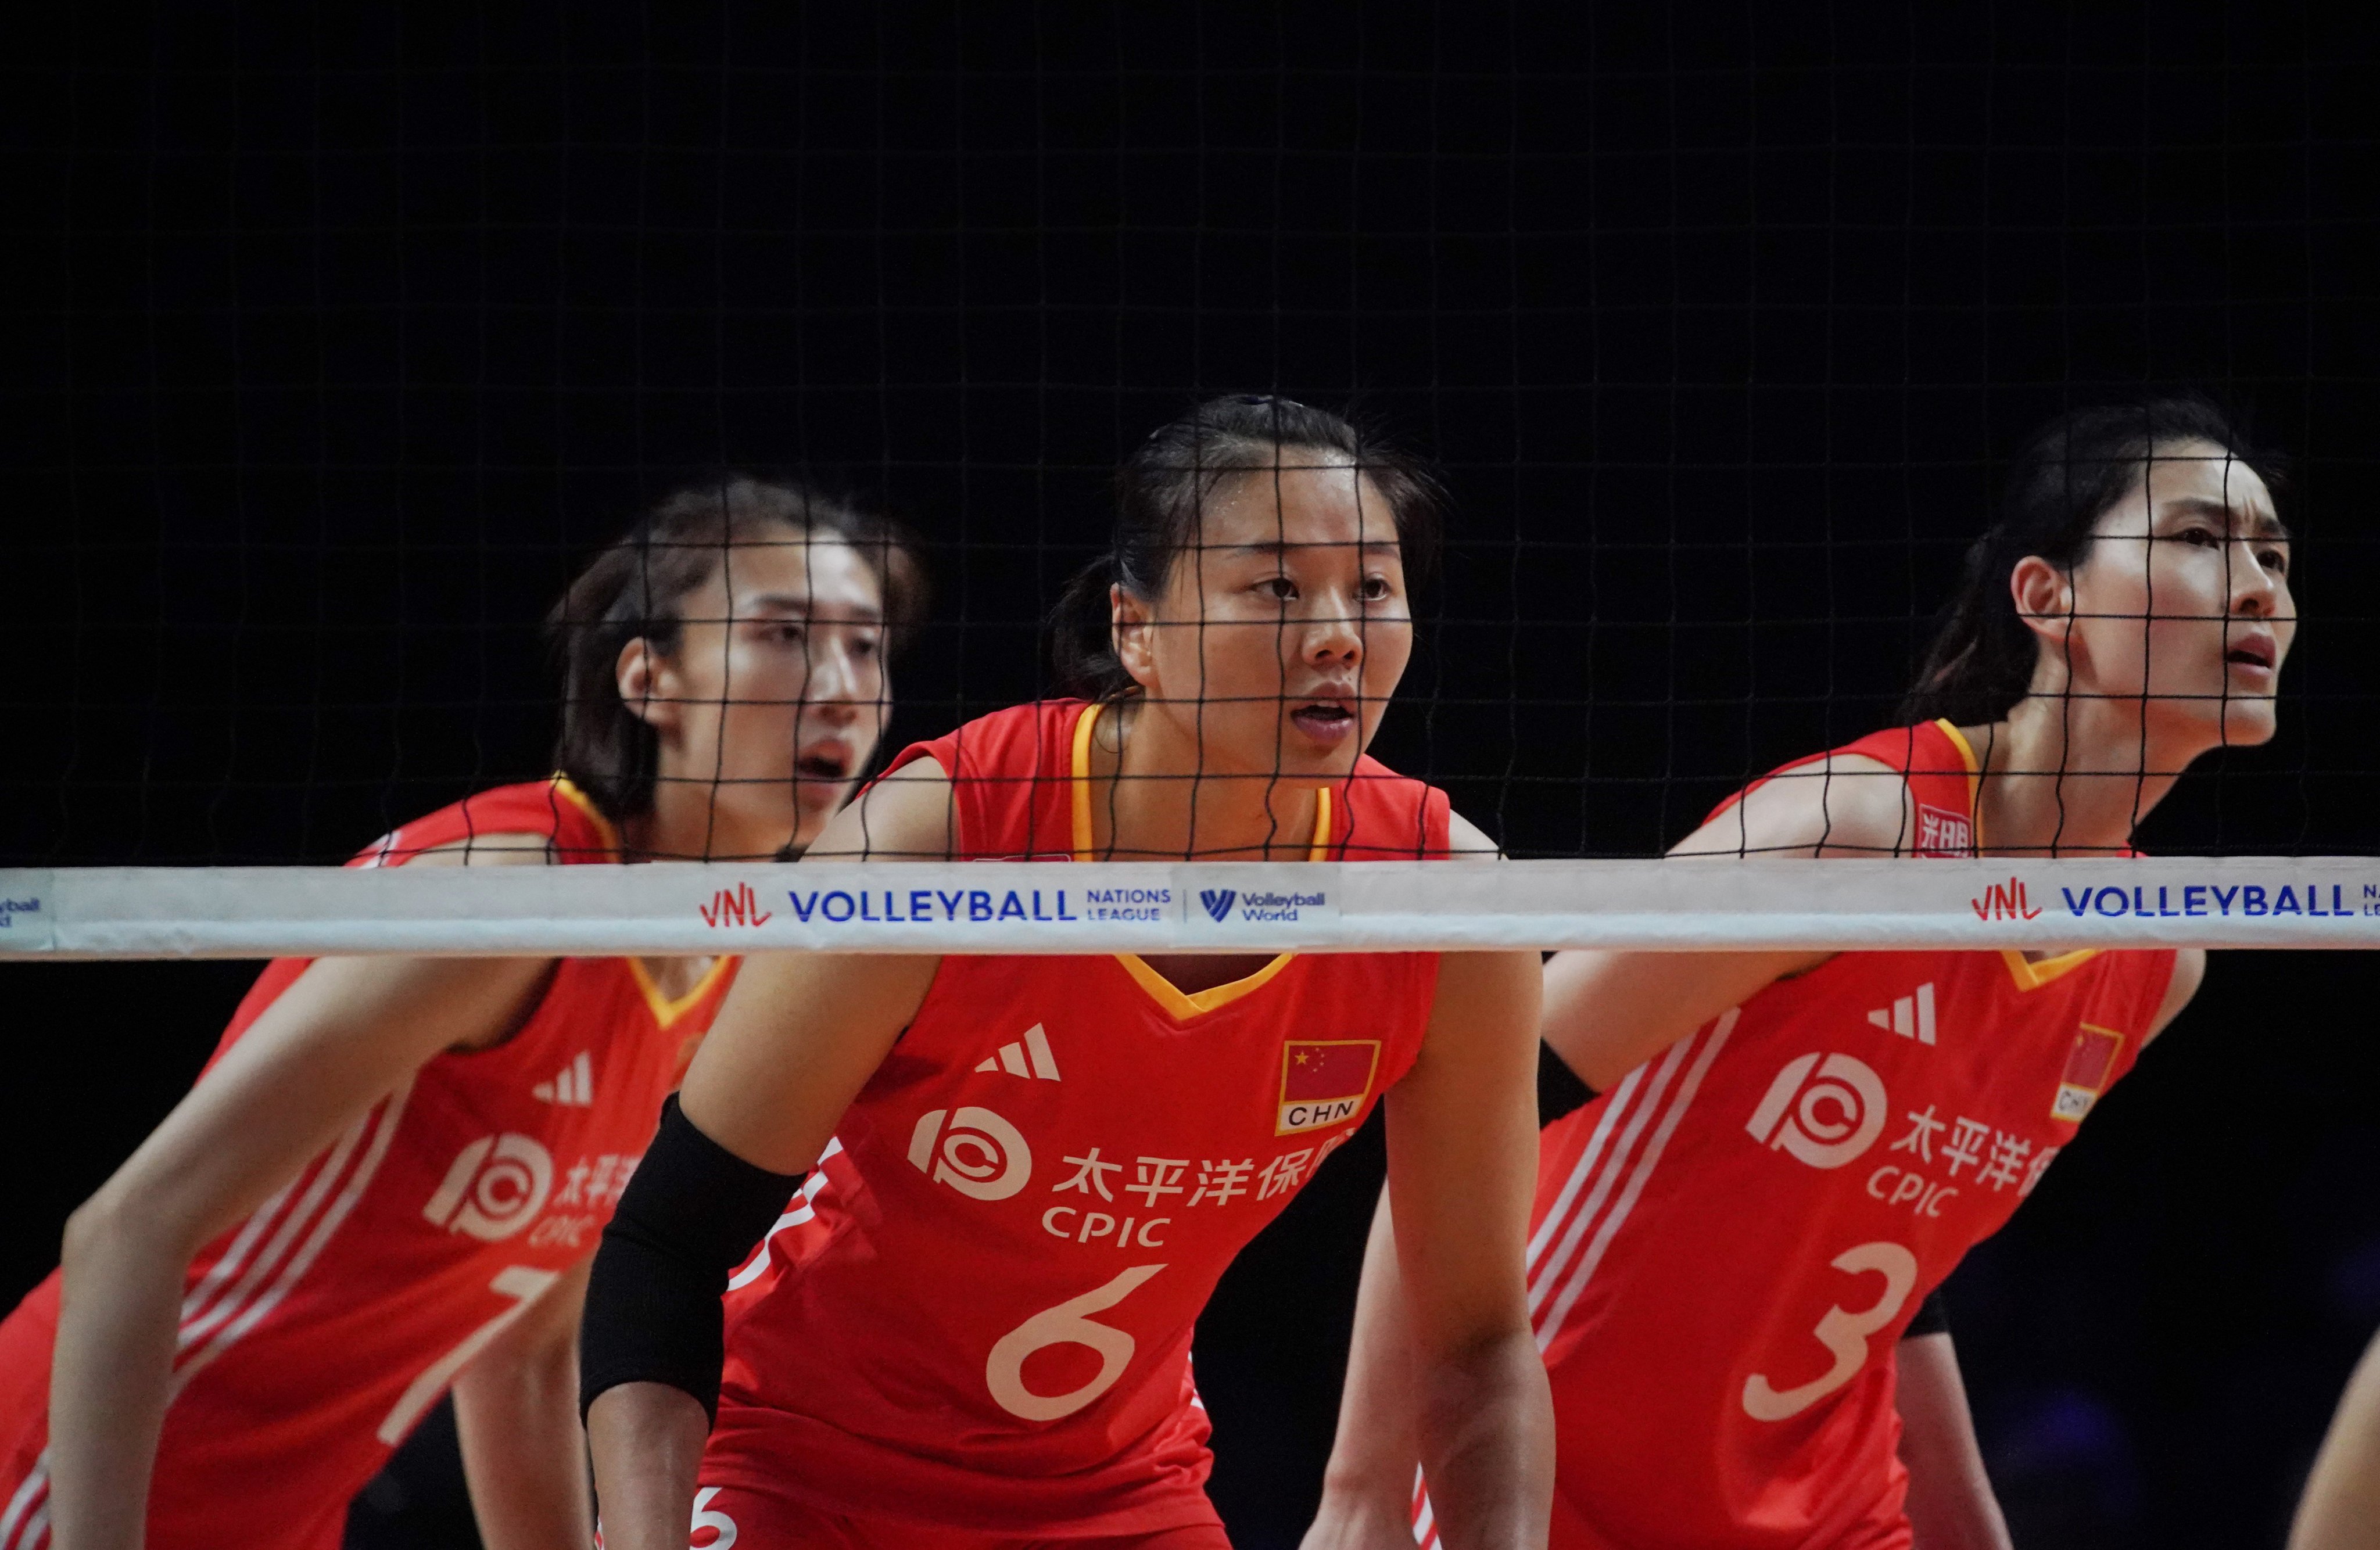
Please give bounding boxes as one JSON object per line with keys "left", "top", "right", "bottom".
{"left": 1967, "top": 693, "right": 2195, "bottom": 857}
{"left": 1093, "top": 700, "right": 1324, "bottom": 861}
{"left": 620, "top": 780, "right": 784, "bottom": 863}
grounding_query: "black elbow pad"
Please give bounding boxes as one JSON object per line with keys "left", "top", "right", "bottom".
{"left": 1901, "top": 1287, "right": 1949, "bottom": 1339}
{"left": 579, "top": 1093, "right": 805, "bottom": 1424}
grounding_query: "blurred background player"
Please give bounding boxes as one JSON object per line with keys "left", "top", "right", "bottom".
{"left": 578, "top": 396, "right": 1554, "bottom": 1550}
{"left": 1307, "top": 399, "right": 2295, "bottom": 1550}
{"left": 0, "top": 479, "right": 920, "bottom": 1550}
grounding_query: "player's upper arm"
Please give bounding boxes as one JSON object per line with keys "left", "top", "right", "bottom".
{"left": 78, "top": 833, "right": 568, "bottom": 1258}
{"left": 800, "top": 756, "right": 960, "bottom": 862}
{"left": 1386, "top": 948, "right": 1543, "bottom": 1350}
{"left": 676, "top": 758, "right": 958, "bottom": 1174}
{"left": 1443, "top": 808, "right": 1503, "bottom": 860}
{"left": 1540, "top": 757, "right": 1911, "bottom": 1091}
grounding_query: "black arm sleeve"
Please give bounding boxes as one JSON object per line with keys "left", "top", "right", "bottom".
{"left": 579, "top": 1093, "right": 805, "bottom": 1424}
{"left": 1901, "top": 1287, "right": 1950, "bottom": 1339}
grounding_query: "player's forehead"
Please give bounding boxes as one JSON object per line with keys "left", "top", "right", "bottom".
{"left": 2102, "top": 439, "right": 2286, "bottom": 540}
{"left": 697, "top": 527, "right": 884, "bottom": 620}
{"left": 1194, "top": 461, "right": 1401, "bottom": 561}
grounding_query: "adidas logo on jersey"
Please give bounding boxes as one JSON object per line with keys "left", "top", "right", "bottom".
{"left": 532, "top": 1051, "right": 594, "bottom": 1106}
{"left": 1866, "top": 983, "right": 1937, "bottom": 1045}
{"left": 973, "top": 1023, "right": 1061, "bottom": 1081}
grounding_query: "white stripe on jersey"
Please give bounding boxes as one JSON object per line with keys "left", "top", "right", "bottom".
{"left": 1534, "top": 1011, "right": 1737, "bottom": 1354}
{"left": 0, "top": 1454, "right": 46, "bottom": 1550}
{"left": 1526, "top": 1036, "right": 1692, "bottom": 1320}
{"left": 175, "top": 1114, "right": 372, "bottom": 1352}
{"left": 174, "top": 1079, "right": 414, "bottom": 1388}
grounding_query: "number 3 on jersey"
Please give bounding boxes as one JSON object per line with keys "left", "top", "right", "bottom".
{"left": 987, "top": 1263, "right": 1165, "bottom": 1421}
{"left": 1741, "top": 1241, "right": 1918, "bottom": 1422}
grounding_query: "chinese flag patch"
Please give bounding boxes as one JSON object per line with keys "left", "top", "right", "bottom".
{"left": 1278, "top": 1040, "right": 1381, "bottom": 1135}
{"left": 2051, "top": 1024, "right": 2125, "bottom": 1122}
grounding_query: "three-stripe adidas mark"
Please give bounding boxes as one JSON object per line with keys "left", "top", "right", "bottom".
{"left": 532, "top": 1051, "right": 593, "bottom": 1106}
{"left": 974, "top": 1024, "right": 1060, "bottom": 1081}
{"left": 1865, "top": 982, "right": 1936, "bottom": 1045}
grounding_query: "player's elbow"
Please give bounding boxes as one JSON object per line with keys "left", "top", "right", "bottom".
{"left": 61, "top": 1171, "right": 201, "bottom": 1280}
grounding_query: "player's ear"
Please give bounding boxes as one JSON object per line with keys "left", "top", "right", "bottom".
{"left": 616, "top": 637, "right": 681, "bottom": 731}
{"left": 2009, "top": 554, "right": 2076, "bottom": 656}
{"left": 1111, "top": 583, "right": 1159, "bottom": 692}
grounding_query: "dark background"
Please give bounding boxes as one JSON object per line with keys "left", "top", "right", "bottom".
{"left": 6, "top": 5, "right": 2379, "bottom": 1547}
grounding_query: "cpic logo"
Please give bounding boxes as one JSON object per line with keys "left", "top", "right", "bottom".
{"left": 1745, "top": 1052, "right": 1888, "bottom": 1169}
{"left": 908, "top": 1106, "right": 1034, "bottom": 1200}
{"left": 424, "top": 1133, "right": 555, "bottom": 1240}
{"left": 1199, "top": 889, "right": 1236, "bottom": 923}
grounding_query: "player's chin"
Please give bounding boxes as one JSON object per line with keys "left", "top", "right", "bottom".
{"left": 2214, "top": 699, "right": 2281, "bottom": 748}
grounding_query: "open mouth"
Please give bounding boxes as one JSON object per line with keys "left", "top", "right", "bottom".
{"left": 2225, "top": 643, "right": 2276, "bottom": 672}
{"left": 795, "top": 749, "right": 852, "bottom": 783}
{"left": 1289, "top": 700, "right": 1357, "bottom": 743}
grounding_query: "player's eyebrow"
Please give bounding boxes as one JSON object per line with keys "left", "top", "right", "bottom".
{"left": 1220, "top": 539, "right": 1403, "bottom": 557}
{"left": 2162, "top": 496, "right": 2292, "bottom": 542}
{"left": 737, "top": 591, "right": 885, "bottom": 622}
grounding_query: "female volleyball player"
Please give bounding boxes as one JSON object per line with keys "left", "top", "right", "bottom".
{"left": 1308, "top": 399, "right": 2294, "bottom": 1550}
{"left": 0, "top": 478, "right": 919, "bottom": 1550}
{"left": 579, "top": 396, "right": 1553, "bottom": 1550}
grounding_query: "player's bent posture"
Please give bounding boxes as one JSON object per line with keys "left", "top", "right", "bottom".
{"left": 579, "top": 397, "right": 1553, "bottom": 1550}
{"left": 0, "top": 479, "right": 918, "bottom": 1550}
{"left": 1307, "top": 399, "right": 2294, "bottom": 1550}
{"left": 2289, "top": 1327, "right": 2380, "bottom": 1548}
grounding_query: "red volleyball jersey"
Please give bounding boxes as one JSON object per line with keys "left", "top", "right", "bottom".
{"left": 1439, "top": 721, "right": 2176, "bottom": 1550}
{"left": 0, "top": 779, "right": 736, "bottom": 1550}
{"left": 708, "top": 699, "right": 1452, "bottom": 1535}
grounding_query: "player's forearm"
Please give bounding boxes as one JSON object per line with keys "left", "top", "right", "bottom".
{"left": 454, "top": 1344, "right": 594, "bottom": 1550}
{"left": 1410, "top": 1327, "right": 1554, "bottom": 1550}
{"left": 586, "top": 1383, "right": 709, "bottom": 1550}
{"left": 2292, "top": 1326, "right": 2380, "bottom": 1550}
{"left": 48, "top": 1203, "right": 189, "bottom": 1550}
{"left": 1308, "top": 1193, "right": 1426, "bottom": 1541}
{"left": 1893, "top": 1333, "right": 2012, "bottom": 1550}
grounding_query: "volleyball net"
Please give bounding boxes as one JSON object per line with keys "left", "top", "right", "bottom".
{"left": 2, "top": 855, "right": 2374, "bottom": 959}
{"left": 10, "top": 23, "right": 2372, "bottom": 966}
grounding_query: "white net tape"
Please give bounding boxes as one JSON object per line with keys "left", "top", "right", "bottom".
{"left": 3, "top": 859, "right": 2377, "bottom": 959}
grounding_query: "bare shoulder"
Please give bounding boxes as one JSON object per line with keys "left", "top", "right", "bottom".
{"left": 395, "top": 831, "right": 561, "bottom": 868}
{"left": 803, "top": 758, "right": 962, "bottom": 862}
{"left": 1669, "top": 752, "right": 1913, "bottom": 860}
{"left": 1442, "top": 808, "right": 1504, "bottom": 862}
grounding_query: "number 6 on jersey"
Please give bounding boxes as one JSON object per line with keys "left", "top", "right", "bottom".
{"left": 985, "top": 1264, "right": 1165, "bottom": 1421}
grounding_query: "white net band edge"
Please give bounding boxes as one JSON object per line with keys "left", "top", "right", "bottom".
{"left": 4, "top": 859, "right": 2378, "bottom": 958}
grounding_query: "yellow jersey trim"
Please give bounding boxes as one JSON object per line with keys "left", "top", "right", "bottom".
{"left": 1933, "top": 726, "right": 2108, "bottom": 991}
{"left": 626, "top": 953, "right": 737, "bottom": 1029}
{"left": 549, "top": 774, "right": 733, "bottom": 1026}
{"left": 1069, "top": 700, "right": 1332, "bottom": 1021}
{"left": 547, "top": 774, "right": 623, "bottom": 859}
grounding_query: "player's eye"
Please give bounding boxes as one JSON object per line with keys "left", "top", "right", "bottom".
{"left": 1259, "top": 576, "right": 1297, "bottom": 602}
{"left": 851, "top": 632, "right": 882, "bottom": 658}
{"left": 2258, "top": 545, "right": 2289, "bottom": 576}
{"left": 1360, "top": 575, "right": 1393, "bottom": 602}
{"left": 2173, "top": 526, "right": 2221, "bottom": 550}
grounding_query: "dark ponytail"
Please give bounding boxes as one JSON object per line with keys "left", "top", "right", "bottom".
{"left": 545, "top": 476, "right": 925, "bottom": 821}
{"left": 1051, "top": 394, "right": 1446, "bottom": 699}
{"left": 1901, "top": 396, "right": 2284, "bottom": 726}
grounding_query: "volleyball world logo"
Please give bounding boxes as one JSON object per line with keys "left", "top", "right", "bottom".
{"left": 908, "top": 1105, "right": 1034, "bottom": 1200}
{"left": 1745, "top": 1052, "right": 1888, "bottom": 1170}
{"left": 422, "top": 1133, "right": 555, "bottom": 1240}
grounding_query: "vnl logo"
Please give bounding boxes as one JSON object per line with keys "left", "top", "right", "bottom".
{"left": 1200, "top": 889, "right": 1236, "bottom": 923}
